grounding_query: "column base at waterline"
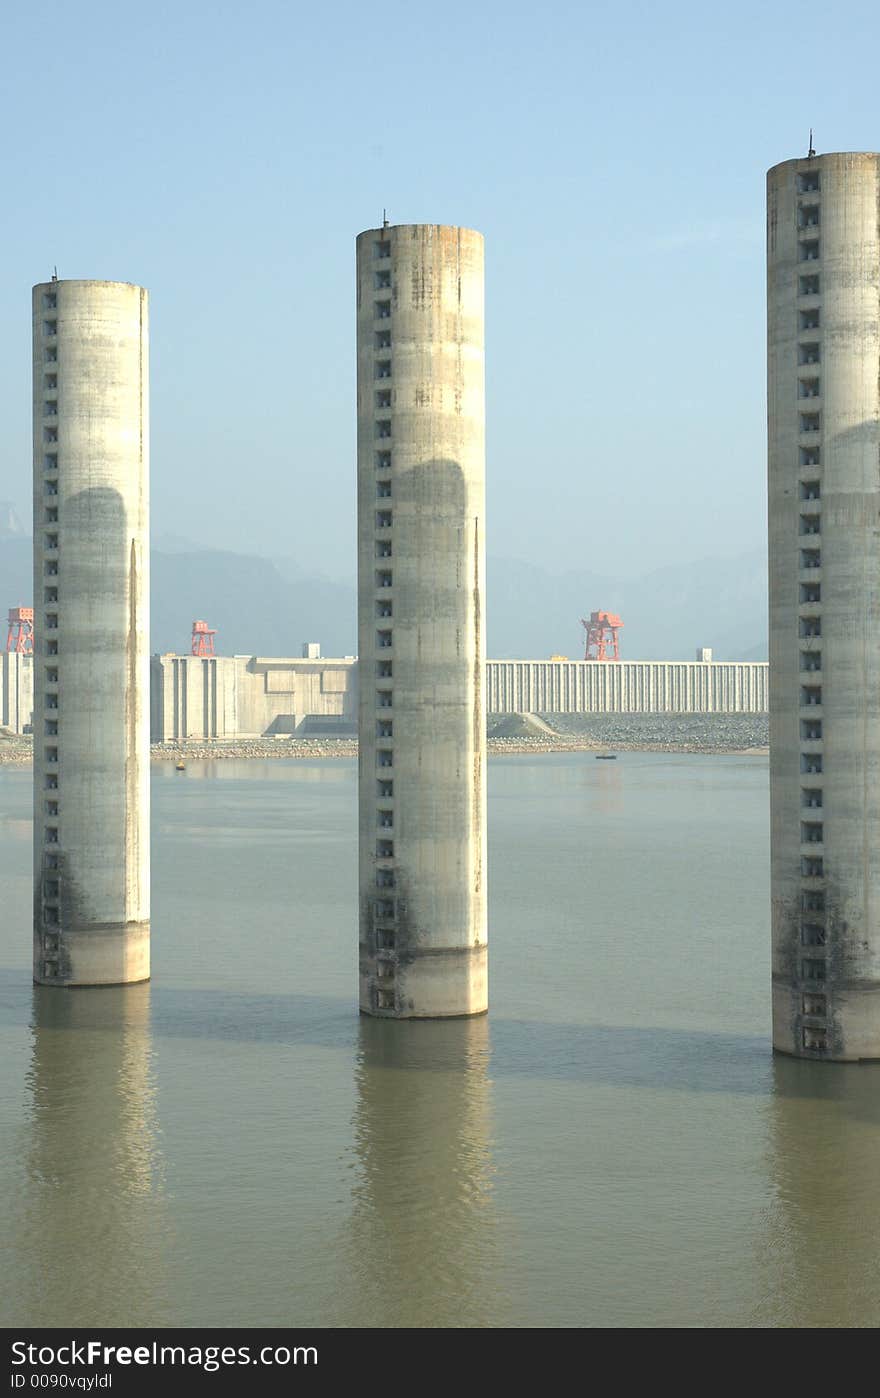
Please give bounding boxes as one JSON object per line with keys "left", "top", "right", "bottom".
{"left": 772, "top": 977, "right": 880, "bottom": 1062}
{"left": 359, "top": 941, "right": 488, "bottom": 1019}
{"left": 33, "top": 921, "right": 151, "bottom": 987}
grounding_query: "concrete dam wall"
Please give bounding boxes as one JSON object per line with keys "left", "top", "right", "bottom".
{"left": 148, "top": 654, "right": 769, "bottom": 741}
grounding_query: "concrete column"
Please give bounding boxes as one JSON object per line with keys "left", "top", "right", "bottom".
{"left": 356, "top": 224, "right": 487, "bottom": 1017}
{"left": 32, "top": 280, "right": 150, "bottom": 985}
{"left": 768, "top": 152, "right": 880, "bottom": 1059}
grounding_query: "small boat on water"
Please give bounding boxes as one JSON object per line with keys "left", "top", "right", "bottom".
{"left": 175, "top": 760, "right": 186, "bottom": 771}
{"left": 595, "top": 752, "right": 617, "bottom": 760}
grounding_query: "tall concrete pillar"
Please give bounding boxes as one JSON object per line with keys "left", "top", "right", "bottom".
{"left": 356, "top": 224, "right": 487, "bottom": 1017}
{"left": 767, "top": 152, "right": 880, "bottom": 1058}
{"left": 32, "top": 280, "right": 150, "bottom": 985}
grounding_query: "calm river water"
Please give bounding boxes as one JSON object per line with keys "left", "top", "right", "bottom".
{"left": 2, "top": 752, "right": 879, "bottom": 1328}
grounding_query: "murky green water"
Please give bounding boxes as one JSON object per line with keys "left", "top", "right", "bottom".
{"left": 2, "top": 752, "right": 878, "bottom": 1328}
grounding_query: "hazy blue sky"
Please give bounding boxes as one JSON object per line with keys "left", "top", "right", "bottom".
{"left": 0, "top": 1, "right": 877, "bottom": 581}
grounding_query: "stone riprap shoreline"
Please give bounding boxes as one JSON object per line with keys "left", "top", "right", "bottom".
{"left": 516, "top": 713, "right": 769, "bottom": 754}
{"left": 0, "top": 714, "right": 769, "bottom": 766}
{"left": 0, "top": 736, "right": 33, "bottom": 765}
{"left": 153, "top": 739, "right": 359, "bottom": 760}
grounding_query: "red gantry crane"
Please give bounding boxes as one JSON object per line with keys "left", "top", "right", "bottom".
{"left": 581, "top": 610, "right": 623, "bottom": 661}
{"left": 191, "top": 619, "right": 217, "bottom": 657}
{"left": 6, "top": 606, "right": 34, "bottom": 653}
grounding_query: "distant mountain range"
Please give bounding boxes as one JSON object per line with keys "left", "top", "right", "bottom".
{"left": 488, "top": 551, "right": 769, "bottom": 661}
{"left": 0, "top": 502, "right": 25, "bottom": 540}
{"left": 0, "top": 534, "right": 768, "bottom": 661}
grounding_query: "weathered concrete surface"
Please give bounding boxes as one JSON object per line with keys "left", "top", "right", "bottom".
{"left": 32, "top": 280, "right": 150, "bottom": 985}
{"left": 356, "top": 224, "right": 487, "bottom": 1018}
{"left": 149, "top": 655, "right": 767, "bottom": 743}
{"left": 487, "top": 659, "right": 768, "bottom": 713}
{"left": 768, "top": 152, "right": 880, "bottom": 1059}
{"left": 150, "top": 653, "right": 357, "bottom": 739}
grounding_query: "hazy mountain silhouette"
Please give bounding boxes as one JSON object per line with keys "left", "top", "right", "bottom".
{"left": 0, "top": 537, "right": 767, "bottom": 660}
{"left": 0, "top": 503, "right": 25, "bottom": 540}
{"left": 0, "top": 537, "right": 31, "bottom": 612}
{"left": 152, "top": 550, "right": 357, "bottom": 657}
{"left": 487, "top": 551, "right": 769, "bottom": 661}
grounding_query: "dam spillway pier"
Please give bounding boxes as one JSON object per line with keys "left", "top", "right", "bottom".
{"left": 32, "top": 279, "right": 151, "bottom": 986}
{"left": 355, "top": 223, "right": 488, "bottom": 1019}
{"left": 768, "top": 152, "right": 880, "bottom": 1059}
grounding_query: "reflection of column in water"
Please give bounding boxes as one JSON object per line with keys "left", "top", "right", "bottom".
{"left": 16, "top": 985, "right": 170, "bottom": 1327}
{"left": 340, "top": 1015, "right": 509, "bottom": 1327}
{"left": 756, "top": 1057, "right": 880, "bottom": 1327}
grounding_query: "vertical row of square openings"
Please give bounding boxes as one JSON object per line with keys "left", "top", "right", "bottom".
{"left": 795, "top": 170, "right": 827, "bottom": 1052}
{"left": 41, "top": 291, "right": 62, "bottom": 977}
{"left": 372, "top": 237, "right": 396, "bottom": 1010}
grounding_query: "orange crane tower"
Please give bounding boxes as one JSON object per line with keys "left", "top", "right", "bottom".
{"left": 6, "top": 607, "right": 34, "bottom": 653}
{"left": 191, "top": 620, "right": 217, "bottom": 656}
{"left": 581, "top": 611, "right": 623, "bottom": 661}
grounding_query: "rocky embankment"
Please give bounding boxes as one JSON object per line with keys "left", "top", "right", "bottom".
{"left": 0, "top": 714, "right": 769, "bottom": 766}
{"left": 0, "top": 734, "right": 31, "bottom": 764}
{"left": 153, "top": 738, "right": 358, "bottom": 761}
{"left": 490, "top": 713, "right": 769, "bottom": 754}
